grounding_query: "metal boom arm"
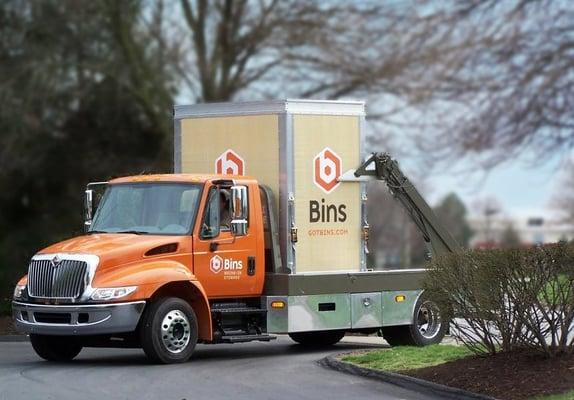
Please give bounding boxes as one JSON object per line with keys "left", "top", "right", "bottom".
{"left": 341, "top": 153, "right": 460, "bottom": 257}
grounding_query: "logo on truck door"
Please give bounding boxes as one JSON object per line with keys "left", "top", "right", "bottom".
{"left": 209, "top": 255, "right": 243, "bottom": 279}
{"left": 215, "top": 149, "right": 245, "bottom": 176}
{"left": 313, "top": 147, "right": 341, "bottom": 193}
{"left": 210, "top": 255, "right": 223, "bottom": 274}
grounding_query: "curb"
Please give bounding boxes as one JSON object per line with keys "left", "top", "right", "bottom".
{"left": 0, "top": 335, "right": 29, "bottom": 342}
{"left": 319, "top": 354, "right": 497, "bottom": 400}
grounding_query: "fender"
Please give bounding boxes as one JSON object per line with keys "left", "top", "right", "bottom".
{"left": 93, "top": 260, "right": 213, "bottom": 341}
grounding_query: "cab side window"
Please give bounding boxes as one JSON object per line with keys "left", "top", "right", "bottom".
{"left": 219, "top": 189, "right": 231, "bottom": 231}
{"left": 201, "top": 188, "right": 220, "bottom": 239}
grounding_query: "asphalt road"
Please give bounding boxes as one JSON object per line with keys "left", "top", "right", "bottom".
{"left": 0, "top": 336, "right": 441, "bottom": 400}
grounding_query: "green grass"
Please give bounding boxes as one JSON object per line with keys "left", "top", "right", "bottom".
{"left": 539, "top": 275, "right": 573, "bottom": 305}
{"left": 341, "top": 344, "right": 473, "bottom": 372}
{"left": 534, "top": 390, "right": 574, "bottom": 400}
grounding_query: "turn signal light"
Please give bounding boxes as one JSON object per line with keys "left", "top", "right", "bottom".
{"left": 271, "top": 301, "right": 286, "bottom": 309}
{"left": 395, "top": 295, "right": 406, "bottom": 302}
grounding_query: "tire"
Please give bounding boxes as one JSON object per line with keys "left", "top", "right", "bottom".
{"left": 289, "top": 330, "right": 345, "bottom": 347}
{"left": 30, "top": 334, "right": 82, "bottom": 362}
{"left": 381, "top": 295, "right": 447, "bottom": 346}
{"left": 140, "top": 297, "right": 198, "bottom": 364}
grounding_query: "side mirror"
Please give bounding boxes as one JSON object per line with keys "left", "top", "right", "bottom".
{"left": 230, "top": 185, "right": 248, "bottom": 236}
{"left": 84, "top": 189, "right": 93, "bottom": 232}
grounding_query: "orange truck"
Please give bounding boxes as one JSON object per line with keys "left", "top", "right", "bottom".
{"left": 12, "top": 100, "right": 458, "bottom": 363}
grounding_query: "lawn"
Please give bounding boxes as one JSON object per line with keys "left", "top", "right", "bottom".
{"left": 534, "top": 391, "right": 574, "bottom": 400}
{"left": 341, "top": 344, "right": 472, "bottom": 372}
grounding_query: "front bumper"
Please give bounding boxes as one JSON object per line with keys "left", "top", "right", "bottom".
{"left": 12, "top": 300, "right": 146, "bottom": 336}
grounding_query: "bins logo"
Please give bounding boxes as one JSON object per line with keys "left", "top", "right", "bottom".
{"left": 215, "top": 149, "right": 245, "bottom": 176}
{"left": 210, "top": 255, "right": 223, "bottom": 274}
{"left": 310, "top": 148, "right": 347, "bottom": 228}
{"left": 313, "top": 147, "right": 341, "bottom": 193}
{"left": 209, "top": 255, "right": 243, "bottom": 280}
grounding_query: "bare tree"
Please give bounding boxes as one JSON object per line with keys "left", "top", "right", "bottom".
{"left": 168, "top": 1, "right": 574, "bottom": 172}
{"left": 410, "top": 1, "right": 574, "bottom": 168}
{"left": 173, "top": 1, "right": 456, "bottom": 103}
{"left": 104, "top": 0, "right": 574, "bottom": 172}
{"left": 100, "top": 0, "right": 460, "bottom": 163}
{"left": 48, "top": 0, "right": 574, "bottom": 171}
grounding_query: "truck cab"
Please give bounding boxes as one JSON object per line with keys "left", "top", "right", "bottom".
{"left": 13, "top": 175, "right": 276, "bottom": 363}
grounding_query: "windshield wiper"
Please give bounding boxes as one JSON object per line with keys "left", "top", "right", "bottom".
{"left": 87, "top": 230, "right": 109, "bottom": 234}
{"left": 116, "top": 230, "right": 150, "bottom": 235}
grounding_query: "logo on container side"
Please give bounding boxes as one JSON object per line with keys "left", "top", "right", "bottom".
{"left": 215, "top": 149, "right": 245, "bottom": 176}
{"left": 313, "top": 147, "right": 341, "bottom": 193}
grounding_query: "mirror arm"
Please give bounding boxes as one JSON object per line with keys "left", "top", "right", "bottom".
{"left": 84, "top": 189, "right": 93, "bottom": 232}
{"left": 83, "top": 181, "right": 107, "bottom": 232}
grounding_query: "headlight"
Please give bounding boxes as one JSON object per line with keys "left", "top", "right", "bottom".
{"left": 91, "top": 286, "right": 137, "bottom": 301}
{"left": 13, "top": 285, "right": 26, "bottom": 300}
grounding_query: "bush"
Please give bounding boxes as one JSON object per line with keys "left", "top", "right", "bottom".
{"left": 424, "top": 243, "right": 574, "bottom": 357}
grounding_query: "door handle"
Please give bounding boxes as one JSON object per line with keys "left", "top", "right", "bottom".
{"left": 247, "top": 256, "right": 256, "bottom": 276}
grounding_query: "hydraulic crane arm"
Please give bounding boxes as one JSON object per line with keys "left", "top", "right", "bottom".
{"left": 340, "top": 152, "right": 460, "bottom": 257}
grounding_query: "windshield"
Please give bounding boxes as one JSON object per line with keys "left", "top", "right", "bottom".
{"left": 90, "top": 183, "right": 202, "bottom": 235}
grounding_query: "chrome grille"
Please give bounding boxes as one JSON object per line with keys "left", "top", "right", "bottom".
{"left": 28, "top": 259, "right": 88, "bottom": 298}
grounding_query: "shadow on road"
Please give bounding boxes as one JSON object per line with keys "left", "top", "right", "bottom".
{"left": 11, "top": 339, "right": 387, "bottom": 368}
{"left": 191, "top": 341, "right": 386, "bottom": 361}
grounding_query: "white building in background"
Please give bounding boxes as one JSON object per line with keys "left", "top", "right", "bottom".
{"left": 469, "top": 214, "right": 574, "bottom": 248}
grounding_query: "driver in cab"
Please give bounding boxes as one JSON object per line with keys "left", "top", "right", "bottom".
{"left": 219, "top": 190, "right": 231, "bottom": 231}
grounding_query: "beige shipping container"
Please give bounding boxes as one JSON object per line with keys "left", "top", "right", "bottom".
{"left": 174, "top": 100, "right": 367, "bottom": 274}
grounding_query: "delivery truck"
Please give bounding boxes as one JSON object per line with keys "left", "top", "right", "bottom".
{"left": 12, "top": 100, "right": 459, "bottom": 364}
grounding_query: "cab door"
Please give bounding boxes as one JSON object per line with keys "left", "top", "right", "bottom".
{"left": 193, "top": 184, "right": 259, "bottom": 298}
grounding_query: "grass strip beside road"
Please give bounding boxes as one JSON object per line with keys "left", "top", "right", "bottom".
{"left": 341, "top": 344, "right": 472, "bottom": 372}
{"left": 341, "top": 345, "right": 574, "bottom": 400}
{"left": 534, "top": 391, "right": 574, "bottom": 400}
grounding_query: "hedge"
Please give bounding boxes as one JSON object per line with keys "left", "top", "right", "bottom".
{"left": 424, "top": 242, "right": 574, "bottom": 357}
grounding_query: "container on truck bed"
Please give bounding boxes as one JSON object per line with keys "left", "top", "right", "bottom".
{"left": 12, "top": 100, "right": 458, "bottom": 364}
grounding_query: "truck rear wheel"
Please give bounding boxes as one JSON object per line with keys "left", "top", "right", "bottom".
{"left": 30, "top": 334, "right": 82, "bottom": 362}
{"left": 381, "top": 296, "right": 447, "bottom": 346}
{"left": 289, "top": 330, "right": 345, "bottom": 347}
{"left": 140, "top": 297, "right": 198, "bottom": 364}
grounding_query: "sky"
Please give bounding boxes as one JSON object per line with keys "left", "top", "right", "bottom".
{"left": 422, "top": 154, "right": 564, "bottom": 220}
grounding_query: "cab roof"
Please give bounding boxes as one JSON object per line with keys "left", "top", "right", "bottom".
{"left": 108, "top": 173, "right": 256, "bottom": 184}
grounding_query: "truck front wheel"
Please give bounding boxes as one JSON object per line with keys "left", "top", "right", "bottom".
{"left": 289, "top": 330, "right": 345, "bottom": 347}
{"left": 381, "top": 296, "right": 447, "bottom": 346}
{"left": 140, "top": 297, "right": 198, "bottom": 364}
{"left": 30, "top": 334, "right": 83, "bottom": 362}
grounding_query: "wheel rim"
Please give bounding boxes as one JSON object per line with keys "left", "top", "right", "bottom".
{"left": 416, "top": 301, "right": 442, "bottom": 339}
{"left": 161, "top": 310, "right": 191, "bottom": 354}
